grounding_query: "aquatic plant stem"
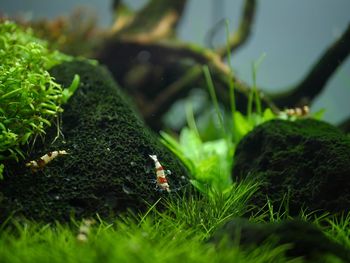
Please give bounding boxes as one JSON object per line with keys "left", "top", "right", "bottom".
{"left": 203, "top": 65, "right": 225, "bottom": 137}
{"left": 225, "top": 20, "right": 237, "bottom": 140}
{"left": 252, "top": 53, "right": 265, "bottom": 116}
{"left": 216, "top": 0, "right": 257, "bottom": 57}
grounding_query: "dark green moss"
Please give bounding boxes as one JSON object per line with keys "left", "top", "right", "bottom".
{"left": 232, "top": 119, "right": 350, "bottom": 214}
{"left": 0, "top": 60, "right": 190, "bottom": 222}
{"left": 210, "top": 218, "right": 350, "bottom": 262}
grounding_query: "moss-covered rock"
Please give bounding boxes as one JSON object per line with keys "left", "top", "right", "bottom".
{"left": 210, "top": 218, "right": 350, "bottom": 262}
{"left": 232, "top": 119, "right": 350, "bottom": 214}
{"left": 0, "top": 60, "right": 190, "bottom": 222}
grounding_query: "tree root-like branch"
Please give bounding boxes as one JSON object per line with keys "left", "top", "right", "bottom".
{"left": 216, "top": 0, "right": 257, "bottom": 57}
{"left": 271, "top": 23, "right": 350, "bottom": 107}
{"left": 114, "top": 0, "right": 188, "bottom": 40}
{"left": 101, "top": 2, "right": 349, "bottom": 130}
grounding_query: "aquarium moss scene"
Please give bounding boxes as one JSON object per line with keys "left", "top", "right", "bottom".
{"left": 0, "top": 1, "right": 350, "bottom": 262}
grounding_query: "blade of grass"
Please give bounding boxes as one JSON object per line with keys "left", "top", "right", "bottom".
{"left": 185, "top": 100, "right": 200, "bottom": 139}
{"left": 202, "top": 65, "right": 226, "bottom": 137}
{"left": 251, "top": 53, "right": 266, "bottom": 117}
{"left": 225, "top": 20, "right": 237, "bottom": 138}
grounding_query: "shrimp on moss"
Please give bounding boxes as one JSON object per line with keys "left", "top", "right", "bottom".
{"left": 149, "top": 154, "right": 171, "bottom": 193}
{"left": 26, "top": 150, "right": 68, "bottom": 172}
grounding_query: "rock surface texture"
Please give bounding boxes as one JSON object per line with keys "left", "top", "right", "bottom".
{"left": 0, "top": 60, "right": 190, "bottom": 221}
{"left": 210, "top": 218, "right": 350, "bottom": 262}
{"left": 232, "top": 119, "right": 350, "bottom": 214}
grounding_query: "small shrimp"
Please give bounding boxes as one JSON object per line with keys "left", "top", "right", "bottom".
{"left": 77, "top": 219, "right": 95, "bottom": 243}
{"left": 149, "top": 154, "right": 171, "bottom": 193}
{"left": 26, "top": 150, "right": 68, "bottom": 172}
{"left": 279, "top": 105, "right": 310, "bottom": 119}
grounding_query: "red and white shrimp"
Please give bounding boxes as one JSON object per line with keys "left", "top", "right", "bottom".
{"left": 149, "top": 154, "right": 171, "bottom": 193}
{"left": 26, "top": 150, "right": 68, "bottom": 172}
{"left": 279, "top": 105, "right": 310, "bottom": 119}
{"left": 285, "top": 105, "right": 310, "bottom": 117}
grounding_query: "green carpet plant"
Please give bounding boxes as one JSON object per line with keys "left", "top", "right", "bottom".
{"left": 0, "top": 192, "right": 349, "bottom": 263}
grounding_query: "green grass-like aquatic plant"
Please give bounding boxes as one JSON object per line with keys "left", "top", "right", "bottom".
{"left": 1, "top": 199, "right": 348, "bottom": 263}
{"left": 0, "top": 21, "right": 74, "bottom": 172}
{"left": 0, "top": 198, "right": 307, "bottom": 263}
{"left": 164, "top": 20, "right": 323, "bottom": 199}
{"left": 161, "top": 180, "right": 260, "bottom": 237}
{"left": 161, "top": 60, "right": 276, "bottom": 197}
{"left": 161, "top": 128, "right": 234, "bottom": 196}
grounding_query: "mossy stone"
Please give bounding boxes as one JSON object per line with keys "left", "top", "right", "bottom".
{"left": 0, "top": 60, "right": 190, "bottom": 222}
{"left": 232, "top": 119, "right": 350, "bottom": 214}
{"left": 210, "top": 218, "right": 350, "bottom": 262}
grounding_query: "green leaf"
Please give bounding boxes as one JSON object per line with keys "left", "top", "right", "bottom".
{"left": 262, "top": 108, "right": 276, "bottom": 122}
{"left": 20, "top": 132, "right": 32, "bottom": 145}
{"left": 61, "top": 74, "right": 80, "bottom": 104}
{"left": 179, "top": 128, "right": 202, "bottom": 161}
{"left": 189, "top": 179, "right": 208, "bottom": 195}
{"left": 0, "top": 21, "right": 72, "bottom": 163}
{"left": 0, "top": 87, "right": 23, "bottom": 99}
{"left": 160, "top": 131, "right": 195, "bottom": 173}
{"left": 312, "top": 108, "right": 326, "bottom": 120}
{"left": 0, "top": 163, "right": 4, "bottom": 180}
{"left": 233, "top": 111, "right": 253, "bottom": 140}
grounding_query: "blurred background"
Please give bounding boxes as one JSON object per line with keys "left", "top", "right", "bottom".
{"left": 2, "top": 0, "right": 350, "bottom": 126}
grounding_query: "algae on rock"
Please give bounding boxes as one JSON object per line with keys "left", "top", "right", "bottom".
{"left": 0, "top": 60, "right": 190, "bottom": 222}
{"left": 232, "top": 119, "right": 350, "bottom": 214}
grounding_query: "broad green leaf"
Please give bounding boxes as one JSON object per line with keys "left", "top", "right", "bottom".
{"left": 312, "top": 108, "right": 326, "bottom": 120}
{"left": 234, "top": 111, "right": 253, "bottom": 140}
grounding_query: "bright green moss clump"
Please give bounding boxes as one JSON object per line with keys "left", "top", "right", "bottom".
{"left": 0, "top": 21, "right": 71, "bottom": 164}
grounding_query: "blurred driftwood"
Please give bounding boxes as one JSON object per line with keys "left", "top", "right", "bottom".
{"left": 97, "top": 0, "right": 350, "bottom": 130}
{"left": 98, "top": 0, "right": 274, "bottom": 130}
{"left": 270, "top": 23, "right": 350, "bottom": 108}
{"left": 7, "top": 0, "right": 350, "bottom": 131}
{"left": 215, "top": 0, "right": 257, "bottom": 57}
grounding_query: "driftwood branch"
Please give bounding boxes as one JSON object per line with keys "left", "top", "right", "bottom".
{"left": 114, "top": 0, "right": 188, "bottom": 40}
{"left": 271, "top": 23, "right": 350, "bottom": 107}
{"left": 137, "top": 42, "right": 279, "bottom": 118}
{"left": 143, "top": 65, "right": 202, "bottom": 118}
{"left": 216, "top": 0, "right": 257, "bottom": 57}
{"left": 205, "top": 19, "right": 226, "bottom": 49}
{"left": 99, "top": 2, "right": 349, "bottom": 130}
{"left": 97, "top": 37, "right": 278, "bottom": 130}
{"left": 111, "top": 0, "right": 135, "bottom": 33}
{"left": 9, "top": 1, "right": 350, "bottom": 131}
